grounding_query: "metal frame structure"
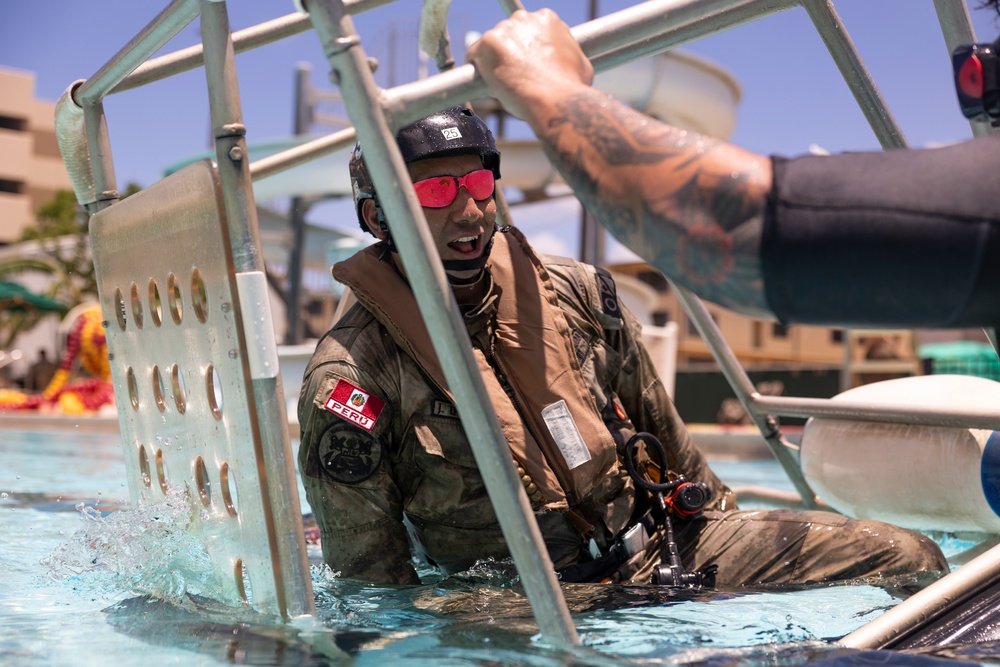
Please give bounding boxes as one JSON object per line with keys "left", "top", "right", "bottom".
{"left": 89, "top": 158, "right": 309, "bottom": 616}
{"left": 54, "top": 0, "right": 997, "bottom": 651}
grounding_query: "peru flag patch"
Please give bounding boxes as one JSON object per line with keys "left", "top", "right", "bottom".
{"left": 324, "top": 378, "right": 385, "bottom": 432}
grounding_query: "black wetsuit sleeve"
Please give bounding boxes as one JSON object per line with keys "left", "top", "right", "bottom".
{"left": 761, "top": 133, "right": 1000, "bottom": 328}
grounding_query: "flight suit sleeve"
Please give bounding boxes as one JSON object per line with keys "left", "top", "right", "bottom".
{"left": 298, "top": 360, "right": 420, "bottom": 585}
{"left": 608, "top": 297, "right": 736, "bottom": 512}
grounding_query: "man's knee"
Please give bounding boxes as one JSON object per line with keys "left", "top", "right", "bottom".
{"left": 806, "top": 517, "right": 948, "bottom": 580}
{"left": 681, "top": 509, "right": 948, "bottom": 586}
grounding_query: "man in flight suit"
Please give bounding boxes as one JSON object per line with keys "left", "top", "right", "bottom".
{"left": 297, "top": 107, "right": 946, "bottom": 587}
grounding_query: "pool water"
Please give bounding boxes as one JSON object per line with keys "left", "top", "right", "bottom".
{"left": 1, "top": 427, "right": 996, "bottom": 666}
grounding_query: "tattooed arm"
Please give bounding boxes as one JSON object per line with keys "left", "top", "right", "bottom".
{"left": 468, "top": 9, "right": 773, "bottom": 318}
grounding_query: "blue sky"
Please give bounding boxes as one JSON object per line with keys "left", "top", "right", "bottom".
{"left": 2, "top": 1, "right": 997, "bottom": 257}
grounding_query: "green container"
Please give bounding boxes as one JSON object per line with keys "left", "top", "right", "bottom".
{"left": 918, "top": 340, "right": 1000, "bottom": 381}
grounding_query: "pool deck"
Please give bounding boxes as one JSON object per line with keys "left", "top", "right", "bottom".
{"left": 0, "top": 412, "right": 783, "bottom": 460}
{"left": 0, "top": 411, "right": 121, "bottom": 433}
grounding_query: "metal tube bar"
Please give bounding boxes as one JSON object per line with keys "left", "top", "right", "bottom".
{"left": 113, "top": 0, "right": 396, "bottom": 95}
{"left": 578, "top": 0, "right": 796, "bottom": 72}
{"left": 249, "top": 0, "right": 800, "bottom": 208}
{"left": 383, "top": 0, "right": 798, "bottom": 128}
{"left": 201, "top": 0, "right": 315, "bottom": 619}
{"left": 751, "top": 394, "right": 1000, "bottom": 430}
{"left": 116, "top": 12, "right": 312, "bottom": 94}
{"left": 82, "top": 101, "right": 120, "bottom": 215}
{"left": 202, "top": 5, "right": 260, "bottom": 273}
{"left": 570, "top": 0, "right": 789, "bottom": 64}
{"left": 932, "top": 0, "right": 995, "bottom": 137}
{"left": 800, "top": 0, "right": 907, "bottom": 149}
{"left": 249, "top": 127, "right": 357, "bottom": 181}
{"left": 840, "top": 542, "right": 1000, "bottom": 649}
{"left": 671, "top": 281, "right": 819, "bottom": 507}
{"left": 306, "top": 0, "right": 578, "bottom": 648}
{"left": 75, "top": 0, "right": 201, "bottom": 107}
{"left": 732, "top": 486, "right": 834, "bottom": 510}
{"left": 286, "top": 64, "right": 314, "bottom": 345}
{"left": 202, "top": 0, "right": 280, "bottom": 615}
{"left": 934, "top": 0, "right": 978, "bottom": 56}
{"left": 497, "top": 0, "right": 525, "bottom": 16}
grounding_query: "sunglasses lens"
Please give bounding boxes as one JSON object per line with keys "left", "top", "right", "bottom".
{"left": 412, "top": 170, "right": 496, "bottom": 208}
{"left": 413, "top": 177, "right": 458, "bottom": 208}
{"left": 464, "top": 170, "right": 495, "bottom": 200}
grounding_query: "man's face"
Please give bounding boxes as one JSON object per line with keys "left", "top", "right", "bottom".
{"left": 364, "top": 153, "right": 497, "bottom": 281}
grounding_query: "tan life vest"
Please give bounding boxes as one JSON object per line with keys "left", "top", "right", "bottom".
{"left": 332, "top": 228, "right": 619, "bottom": 510}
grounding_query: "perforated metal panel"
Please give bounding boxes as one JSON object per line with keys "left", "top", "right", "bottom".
{"left": 90, "top": 159, "right": 311, "bottom": 616}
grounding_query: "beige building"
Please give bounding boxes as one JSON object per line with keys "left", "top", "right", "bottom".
{"left": 0, "top": 66, "right": 72, "bottom": 243}
{"left": 611, "top": 262, "right": 846, "bottom": 368}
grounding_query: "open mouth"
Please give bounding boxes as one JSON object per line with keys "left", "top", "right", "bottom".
{"left": 448, "top": 234, "right": 481, "bottom": 256}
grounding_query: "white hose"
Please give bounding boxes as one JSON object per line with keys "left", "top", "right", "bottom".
{"left": 54, "top": 82, "right": 97, "bottom": 207}
{"left": 419, "top": 0, "right": 454, "bottom": 71}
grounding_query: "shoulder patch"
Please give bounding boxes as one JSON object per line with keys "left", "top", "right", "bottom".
{"left": 317, "top": 424, "right": 382, "bottom": 484}
{"left": 324, "top": 378, "right": 385, "bottom": 432}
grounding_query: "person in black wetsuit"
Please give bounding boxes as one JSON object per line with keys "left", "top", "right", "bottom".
{"left": 466, "top": 5, "right": 1000, "bottom": 330}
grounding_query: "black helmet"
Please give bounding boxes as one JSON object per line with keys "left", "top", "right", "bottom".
{"left": 349, "top": 106, "right": 501, "bottom": 235}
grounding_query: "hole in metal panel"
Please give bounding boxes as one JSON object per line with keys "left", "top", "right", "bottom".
{"left": 167, "top": 272, "right": 183, "bottom": 325}
{"left": 206, "top": 364, "right": 223, "bottom": 419}
{"left": 148, "top": 279, "right": 163, "bottom": 327}
{"left": 126, "top": 366, "right": 139, "bottom": 410}
{"left": 138, "top": 444, "right": 151, "bottom": 488}
{"left": 170, "top": 364, "right": 187, "bottom": 414}
{"left": 130, "top": 282, "right": 143, "bottom": 330}
{"left": 234, "top": 558, "right": 250, "bottom": 604}
{"left": 155, "top": 448, "right": 169, "bottom": 494}
{"left": 220, "top": 461, "right": 238, "bottom": 517}
{"left": 194, "top": 456, "right": 211, "bottom": 507}
{"left": 191, "top": 268, "right": 208, "bottom": 323}
{"left": 114, "top": 287, "right": 127, "bottom": 331}
{"left": 152, "top": 365, "right": 166, "bottom": 412}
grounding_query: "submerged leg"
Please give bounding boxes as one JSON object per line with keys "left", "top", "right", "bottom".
{"left": 673, "top": 509, "right": 948, "bottom": 588}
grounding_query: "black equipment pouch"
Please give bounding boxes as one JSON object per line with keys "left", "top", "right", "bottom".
{"left": 555, "top": 507, "right": 656, "bottom": 583}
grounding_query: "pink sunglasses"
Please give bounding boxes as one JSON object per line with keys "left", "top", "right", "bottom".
{"left": 412, "top": 169, "right": 495, "bottom": 208}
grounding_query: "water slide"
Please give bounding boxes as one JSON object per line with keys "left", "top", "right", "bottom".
{"left": 168, "top": 49, "right": 740, "bottom": 202}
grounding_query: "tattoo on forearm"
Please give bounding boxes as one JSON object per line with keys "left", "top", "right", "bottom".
{"left": 541, "top": 93, "right": 769, "bottom": 313}
{"left": 547, "top": 97, "right": 678, "bottom": 165}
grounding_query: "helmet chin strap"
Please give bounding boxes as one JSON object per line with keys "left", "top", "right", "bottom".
{"left": 442, "top": 231, "right": 497, "bottom": 283}
{"left": 383, "top": 220, "right": 499, "bottom": 284}
{"left": 445, "top": 268, "right": 485, "bottom": 286}
{"left": 379, "top": 202, "right": 503, "bottom": 284}
{"left": 375, "top": 202, "right": 399, "bottom": 255}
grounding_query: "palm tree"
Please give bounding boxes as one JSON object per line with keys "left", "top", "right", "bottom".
{"left": 1, "top": 184, "right": 141, "bottom": 351}
{"left": 0, "top": 256, "right": 66, "bottom": 350}
{"left": 20, "top": 189, "right": 97, "bottom": 306}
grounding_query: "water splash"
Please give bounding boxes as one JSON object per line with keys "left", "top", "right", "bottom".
{"left": 40, "top": 486, "right": 227, "bottom": 603}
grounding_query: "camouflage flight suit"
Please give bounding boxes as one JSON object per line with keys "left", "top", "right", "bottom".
{"left": 298, "top": 228, "right": 947, "bottom": 586}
